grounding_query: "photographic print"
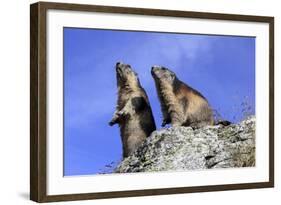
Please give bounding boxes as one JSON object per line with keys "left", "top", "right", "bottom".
{"left": 64, "top": 28, "right": 256, "bottom": 176}
{"left": 30, "top": 2, "right": 274, "bottom": 202}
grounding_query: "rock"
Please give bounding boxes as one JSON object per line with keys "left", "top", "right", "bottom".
{"left": 115, "top": 116, "right": 255, "bottom": 173}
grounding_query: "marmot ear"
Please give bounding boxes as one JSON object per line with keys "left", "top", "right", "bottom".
{"left": 131, "top": 97, "right": 147, "bottom": 112}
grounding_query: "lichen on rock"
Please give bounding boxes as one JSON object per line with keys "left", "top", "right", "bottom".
{"left": 115, "top": 116, "right": 255, "bottom": 173}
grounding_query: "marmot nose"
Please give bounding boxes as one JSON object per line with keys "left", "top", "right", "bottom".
{"left": 151, "top": 66, "right": 160, "bottom": 72}
{"left": 116, "top": 62, "right": 121, "bottom": 67}
{"left": 151, "top": 66, "right": 158, "bottom": 75}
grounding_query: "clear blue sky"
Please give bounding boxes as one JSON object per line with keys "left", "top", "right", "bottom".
{"left": 63, "top": 28, "right": 255, "bottom": 176}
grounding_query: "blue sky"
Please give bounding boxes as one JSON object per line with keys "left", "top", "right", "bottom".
{"left": 63, "top": 28, "right": 255, "bottom": 176}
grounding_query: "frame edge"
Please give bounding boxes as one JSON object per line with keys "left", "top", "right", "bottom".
{"left": 30, "top": 2, "right": 40, "bottom": 202}
{"left": 37, "top": 1, "right": 274, "bottom": 22}
{"left": 269, "top": 17, "right": 274, "bottom": 188}
{"left": 30, "top": 2, "right": 48, "bottom": 203}
{"left": 42, "top": 182, "right": 273, "bottom": 202}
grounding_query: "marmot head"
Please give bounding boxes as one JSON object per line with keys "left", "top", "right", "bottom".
{"left": 116, "top": 62, "right": 140, "bottom": 89}
{"left": 151, "top": 66, "right": 177, "bottom": 85}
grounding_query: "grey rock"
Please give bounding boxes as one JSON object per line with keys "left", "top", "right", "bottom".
{"left": 115, "top": 116, "right": 255, "bottom": 173}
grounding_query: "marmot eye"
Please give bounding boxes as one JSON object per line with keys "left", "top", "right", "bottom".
{"left": 168, "top": 75, "right": 173, "bottom": 81}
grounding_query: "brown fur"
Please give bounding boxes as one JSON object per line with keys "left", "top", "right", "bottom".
{"left": 151, "top": 66, "right": 214, "bottom": 128}
{"left": 110, "top": 62, "right": 156, "bottom": 158}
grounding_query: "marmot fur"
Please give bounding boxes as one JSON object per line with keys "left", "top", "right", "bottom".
{"left": 151, "top": 65, "right": 214, "bottom": 128}
{"left": 110, "top": 62, "right": 156, "bottom": 158}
